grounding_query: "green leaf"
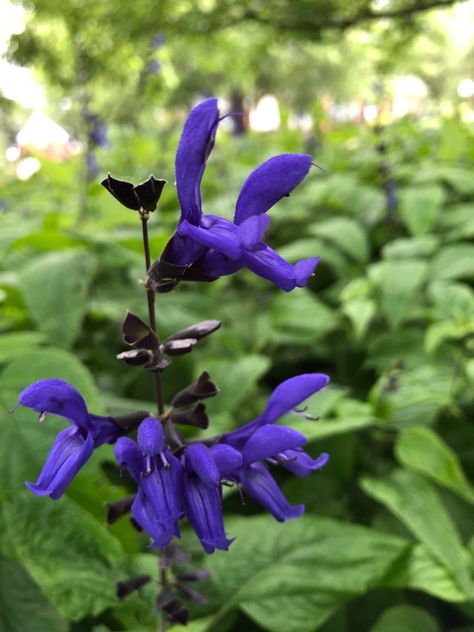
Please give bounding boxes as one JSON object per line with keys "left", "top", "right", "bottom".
{"left": 270, "top": 289, "right": 339, "bottom": 345}
{"left": 429, "top": 281, "right": 474, "bottom": 323}
{"left": 370, "top": 365, "right": 454, "bottom": 428}
{"left": 383, "top": 543, "right": 467, "bottom": 603}
{"left": 342, "top": 298, "right": 376, "bottom": 340}
{"left": 369, "top": 260, "right": 427, "bottom": 329}
{"left": 18, "top": 249, "right": 98, "bottom": 348}
{"left": 205, "top": 515, "right": 407, "bottom": 632}
{"left": 370, "top": 605, "right": 439, "bottom": 632}
{"left": 3, "top": 494, "right": 123, "bottom": 621}
{"left": 0, "top": 331, "right": 47, "bottom": 363}
{"left": 310, "top": 218, "right": 369, "bottom": 263}
{"left": 430, "top": 244, "right": 474, "bottom": 281}
{"left": 434, "top": 166, "right": 474, "bottom": 195}
{"left": 0, "top": 347, "right": 103, "bottom": 492}
{"left": 382, "top": 236, "right": 440, "bottom": 260}
{"left": 0, "top": 557, "right": 67, "bottom": 632}
{"left": 398, "top": 185, "right": 444, "bottom": 236}
{"left": 170, "top": 617, "right": 233, "bottom": 632}
{"left": 440, "top": 203, "right": 474, "bottom": 241}
{"left": 425, "top": 321, "right": 462, "bottom": 354}
{"left": 361, "top": 469, "right": 473, "bottom": 597}
{"left": 395, "top": 426, "right": 474, "bottom": 504}
{"left": 278, "top": 238, "right": 348, "bottom": 273}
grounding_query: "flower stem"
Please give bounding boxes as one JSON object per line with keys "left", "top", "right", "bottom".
{"left": 158, "top": 567, "right": 168, "bottom": 632}
{"left": 141, "top": 212, "right": 168, "bottom": 632}
{"left": 140, "top": 214, "right": 165, "bottom": 417}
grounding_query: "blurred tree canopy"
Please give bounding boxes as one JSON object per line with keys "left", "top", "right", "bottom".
{"left": 7, "top": 0, "right": 470, "bottom": 126}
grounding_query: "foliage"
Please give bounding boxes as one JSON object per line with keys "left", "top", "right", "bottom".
{"left": 1, "top": 107, "right": 473, "bottom": 630}
{"left": 1, "top": 1, "right": 474, "bottom": 627}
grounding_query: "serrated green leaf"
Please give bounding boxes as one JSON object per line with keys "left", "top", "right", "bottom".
{"left": 0, "top": 557, "right": 67, "bottom": 632}
{"left": 204, "top": 516, "right": 407, "bottom": 632}
{"left": 18, "top": 250, "right": 98, "bottom": 348}
{"left": 396, "top": 426, "right": 474, "bottom": 504}
{"left": 361, "top": 469, "right": 473, "bottom": 598}
{"left": 3, "top": 494, "right": 123, "bottom": 621}
{"left": 370, "top": 605, "right": 439, "bottom": 632}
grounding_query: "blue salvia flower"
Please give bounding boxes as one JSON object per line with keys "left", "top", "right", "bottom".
{"left": 182, "top": 442, "right": 241, "bottom": 553}
{"left": 86, "top": 152, "right": 101, "bottom": 181}
{"left": 115, "top": 418, "right": 183, "bottom": 548}
{"left": 151, "top": 33, "right": 166, "bottom": 50}
{"left": 21, "top": 374, "right": 329, "bottom": 555}
{"left": 158, "top": 98, "right": 320, "bottom": 291}
{"left": 148, "top": 59, "right": 161, "bottom": 75}
{"left": 220, "top": 373, "right": 330, "bottom": 521}
{"left": 18, "top": 379, "right": 124, "bottom": 499}
{"left": 111, "top": 374, "right": 328, "bottom": 553}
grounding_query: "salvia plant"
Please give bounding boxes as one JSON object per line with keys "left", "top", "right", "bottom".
{"left": 14, "top": 97, "right": 329, "bottom": 629}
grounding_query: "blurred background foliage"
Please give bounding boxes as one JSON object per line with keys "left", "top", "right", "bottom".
{"left": 0, "top": 0, "right": 474, "bottom": 630}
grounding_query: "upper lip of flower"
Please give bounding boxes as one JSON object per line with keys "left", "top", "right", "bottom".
{"left": 153, "top": 97, "right": 321, "bottom": 292}
{"left": 221, "top": 372, "right": 330, "bottom": 448}
{"left": 17, "top": 378, "right": 124, "bottom": 499}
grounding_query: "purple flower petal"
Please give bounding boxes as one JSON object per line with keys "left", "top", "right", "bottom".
{"left": 184, "top": 475, "right": 233, "bottom": 554}
{"left": 190, "top": 251, "right": 242, "bottom": 278}
{"left": 234, "top": 154, "right": 313, "bottom": 225}
{"left": 185, "top": 443, "right": 220, "bottom": 487}
{"left": 259, "top": 373, "right": 330, "bottom": 425}
{"left": 209, "top": 444, "right": 242, "bottom": 476}
{"left": 282, "top": 449, "right": 329, "bottom": 477}
{"left": 236, "top": 215, "right": 270, "bottom": 249}
{"left": 114, "top": 436, "right": 143, "bottom": 481}
{"left": 139, "top": 451, "right": 184, "bottom": 531}
{"left": 294, "top": 257, "right": 320, "bottom": 287}
{"left": 19, "top": 378, "right": 89, "bottom": 431}
{"left": 26, "top": 426, "right": 94, "bottom": 500}
{"left": 88, "top": 413, "right": 123, "bottom": 446}
{"left": 160, "top": 233, "right": 207, "bottom": 267}
{"left": 240, "top": 243, "right": 302, "bottom": 291}
{"left": 222, "top": 373, "right": 330, "bottom": 449}
{"left": 137, "top": 417, "right": 164, "bottom": 456}
{"left": 241, "top": 425, "right": 306, "bottom": 465}
{"left": 178, "top": 219, "right": 242, "bottom": 261}
{"left": 176, "top": 98, "right": 220, "bottom": 225}
{"left": 240, "top": 462, "right": 304, "bottom": 522}
{"left": 131, "top": 488, "right": 177, "bottom": 548}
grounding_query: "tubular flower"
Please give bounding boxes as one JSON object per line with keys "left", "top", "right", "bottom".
{"left": 182, "top": 443, "right": 240, "bottom": 554}
{"left": 220, "top": 373, "right": 330, "bottom": 521}
{"left": 110, "top": 375, "right": 328, "bottom": 553}
{"left": 115, "top": 418, "right": 184, "bottom": 548}
{"left": 151, "top": 98, "right": 320, "bottom": 292}
{"left": 18, "top": 379, "right": 124, "bottom": 500}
